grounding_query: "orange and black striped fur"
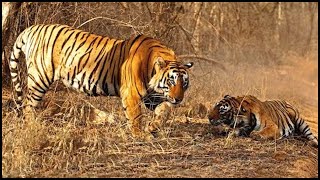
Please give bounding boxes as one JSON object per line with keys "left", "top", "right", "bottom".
{"left": 208, "top": 95, "right": 318, "bottom": 147}
{"left": 9, "top": 24, "right": 193, "bottom": 138}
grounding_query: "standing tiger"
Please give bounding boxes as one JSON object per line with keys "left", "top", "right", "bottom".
{"left": 208, "top": 95, "right": 318, "bottom": 147}
{"left": 9, "top": 24, "right": 193, "bottom": 139}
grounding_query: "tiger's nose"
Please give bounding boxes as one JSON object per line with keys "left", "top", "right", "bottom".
{"left": 175, "top": 97, "right": 183, "bottom": 103}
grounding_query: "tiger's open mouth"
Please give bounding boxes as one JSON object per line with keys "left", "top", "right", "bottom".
{"left": 166, "top": 96, "right": 182, "bottom": 105}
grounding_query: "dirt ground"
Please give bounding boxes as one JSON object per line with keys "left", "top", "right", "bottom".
{"left": 2, "top": 55, "right": 318, "bottom": 177}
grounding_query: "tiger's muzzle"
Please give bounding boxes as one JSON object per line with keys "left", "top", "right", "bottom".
{"left": 167, "top": 96, "right": 183, "bottom": 105}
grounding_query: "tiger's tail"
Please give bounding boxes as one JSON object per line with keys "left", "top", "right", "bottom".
{"left": 9, "top": 30, "right": 26, "bottom": 110}
{"left": 296, "top": 117, "right": 318, "bottom": 147}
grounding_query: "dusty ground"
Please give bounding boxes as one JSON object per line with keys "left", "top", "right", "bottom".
{"left": 2, "top": 54, "right": 318, "bottom": 177}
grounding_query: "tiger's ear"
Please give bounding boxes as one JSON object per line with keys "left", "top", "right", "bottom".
{"left": 155, "top": 57, "right": 167, "bottom": 69}
{"left": 224, "top": 95, "right": 232, "bottom": 98}
{"left": 183, "top": 62, "right": 194, "bottom": 69}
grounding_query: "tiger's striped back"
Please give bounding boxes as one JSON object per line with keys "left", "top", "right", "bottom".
{"left": 10, "top": 24, "right": 127, "bottom": 104}
{"left": 9, "top": 24, "right": 174, "bottom": 107}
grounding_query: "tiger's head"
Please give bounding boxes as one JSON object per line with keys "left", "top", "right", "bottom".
{"left": 208, "top": 95, "right": 238, "bottom": 126}
{"left": 149, "top": 57, "right": 193, "bottom": 105}
{"left": 208, "top": 95, "right": 256, "bottom": 132}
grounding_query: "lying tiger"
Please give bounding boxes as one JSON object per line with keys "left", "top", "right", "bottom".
{"left": 208, "top": 95, "right": 318, "bottom": 147}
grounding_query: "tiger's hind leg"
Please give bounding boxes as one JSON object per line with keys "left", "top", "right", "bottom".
{"left": 296, "top": 118, "right": 318, "bottom": 147}
{"left": 242, "top": 102, "right": 281, "bottom": 141}
{"left": 250, "top": 121, "right": 280, "bottom": 141}
{"left": 307, "top": 137, "right": 318, "bottom": 148}
{"left": 22, "top": 72, "right": 52, "bottom": 120}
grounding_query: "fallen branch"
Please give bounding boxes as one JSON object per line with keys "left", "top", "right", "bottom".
{"left": 76, "top": 16, "right": 147, "bottom": 31}
{"left": 178, "top": 54, "right": 226, "bottom": 71}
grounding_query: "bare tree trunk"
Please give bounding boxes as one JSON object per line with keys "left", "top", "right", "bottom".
{"left": 218, "top": 3, "right": 224, "bottom": 50}
{"left": 192, "top": 2, "right": 203, "bottom": 54}
{"left": 2, "top": 2, "right": 22, "bottom": 86}
{"left": 283, "top": 2, "right": 291, "bottom": 53}
{"left": 275, "top": 2, "right": 282, "bottom": 48}
{"left": 2, "top": 2, "right": 11, "bottom": 32}
{"left": 2, "top": 2, "right": 22, "bottom": 51}
{"left": 208, "top": 4, "right": 215, "bottom": 51}
{"left": 304, "top": 2, "right": 316, "bottom": 55}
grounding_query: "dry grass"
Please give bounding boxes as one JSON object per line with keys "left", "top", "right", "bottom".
{"left": 2, "top": 54, "right": 318, "bottom": 178}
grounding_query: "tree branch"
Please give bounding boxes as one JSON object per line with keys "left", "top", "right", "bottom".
{"left": 178, "top": 54, "right": 226, "bottom": 71}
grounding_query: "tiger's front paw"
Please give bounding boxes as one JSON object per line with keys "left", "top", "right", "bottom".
{"left": 129, "top": 125, "right": 157, "bottom": 141}
{"left": 210, "top": 124, "right": 231, "bottom": 136}
{"left": 250, "top": 131, "right": 265, "bottom": 141}
{"left": 130, "top": 127, "right": 145, "bottom": 139}
{"left": 146, "top": 119, "right": 168, "bottom": 139}
{"left": 130, "top": 129, "right": 152, "bottom": 141}
{"left": 147, "top": 120, "right": 161, "bottom": 133}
